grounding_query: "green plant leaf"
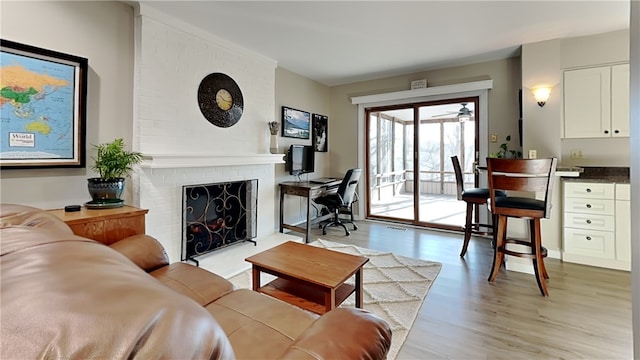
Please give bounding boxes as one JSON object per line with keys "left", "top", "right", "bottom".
{"left": 90, "top": 138, "right": 142, "bottom": 180}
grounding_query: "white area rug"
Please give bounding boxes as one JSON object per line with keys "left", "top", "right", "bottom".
{"left": 228, "top": 239, "right": 442, "bottom": 360}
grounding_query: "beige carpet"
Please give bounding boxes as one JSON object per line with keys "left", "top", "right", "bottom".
{"left": 228, "top": 239, "right": 442, "bottom": 360}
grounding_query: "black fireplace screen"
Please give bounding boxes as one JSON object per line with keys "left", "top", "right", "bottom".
{"left": 182, "top": 179, "right": 257, "bottom": 261}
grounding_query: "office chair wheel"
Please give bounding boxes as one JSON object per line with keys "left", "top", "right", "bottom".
{"left": 352, "top": 223, "right": 358, "bottom": 231}
{"left": 322, "top": 230, "right": 327, "bottom": 235}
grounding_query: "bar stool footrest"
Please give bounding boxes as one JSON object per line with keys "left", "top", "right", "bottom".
{"left": 499, "top": 238, "right": 548, "bottom": 259}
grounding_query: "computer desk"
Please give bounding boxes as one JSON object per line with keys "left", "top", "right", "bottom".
{"left": 279, "top": 180, "right": 342, "bottom": 242}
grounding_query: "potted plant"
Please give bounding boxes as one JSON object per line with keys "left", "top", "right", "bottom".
{"left": 489, "top": 135, "right": 522, "bottom": 159}
{"left": 88, "top": 138, "right": 143, "bottom": 204}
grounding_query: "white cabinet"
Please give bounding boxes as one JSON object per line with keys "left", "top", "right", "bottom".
{"left": 562, "top": 181, "right": 630, "bottom": 270}
{"left": 563, "top": 64, "right": 629, "bottom": 138}
{"left": 611, "top": 64, "right": 630, "bottom": 137}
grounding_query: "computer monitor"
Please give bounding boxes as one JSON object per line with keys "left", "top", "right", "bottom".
{"left": 287, "top": 144, "right": 314, "bottom": 176}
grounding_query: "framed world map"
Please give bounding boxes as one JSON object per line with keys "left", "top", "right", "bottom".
{"left": 0, "top": 39, "right": 88, "bottom": 168}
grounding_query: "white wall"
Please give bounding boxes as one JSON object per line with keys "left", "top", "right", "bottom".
{"left": 274, "top": 67, "right": 331, "bottom": 228}
{"left": 134, "top": 5, "right": 276, "bottom": 156}
{"left": 522, "top": 29, "right": 630, "bottom": 166}
{"left": 329, "top": 58, "right": 522, "bottom": 175}
{"left": 521, "top": 39, "right": 562, "bottom": 159}
{"left": 0, "top": 1, "right": 134, "bottom": 209}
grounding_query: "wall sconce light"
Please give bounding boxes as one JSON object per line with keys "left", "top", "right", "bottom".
{"left": 532, "top": 86, "right": 552, "bottom": 107}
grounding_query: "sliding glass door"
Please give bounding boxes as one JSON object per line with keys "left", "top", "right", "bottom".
{"left": 366, "top": 97, "right": 480, "bottom": 230}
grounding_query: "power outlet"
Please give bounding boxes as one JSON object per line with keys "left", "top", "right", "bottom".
{"left": 490, "top": 134, "right": 497, "bottom": 143}
{"left": 570, "top": 149, "right": 583, "bottom": 159}
{"left": 528, "top": 150, "right": 537, "bottom": 159}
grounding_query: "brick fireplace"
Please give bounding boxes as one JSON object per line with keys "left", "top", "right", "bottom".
{"left": 137, "top": 155, "right": 282, "bottom": 262}
{"left": 133, "top": 6, "right": 281, "bottom": 263}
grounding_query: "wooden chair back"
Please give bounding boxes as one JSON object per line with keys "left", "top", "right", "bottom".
{"left": 487, "top": 158, "right": 558, "bottom": 218}
{"left": 451, "top": 156, "right": 465, "bottom": 201}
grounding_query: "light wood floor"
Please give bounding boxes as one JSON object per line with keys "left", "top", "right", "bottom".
{"left": 307, "top": 220, "right": 633, "bottom": 359}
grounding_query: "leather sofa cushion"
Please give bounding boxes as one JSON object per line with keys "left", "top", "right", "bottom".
{"left": 280, "top": 308, "right": 393, "bottom": 360}
{"left": 110, "top": 234, "right": 170, "bottom": 272}
{"left": 206, "top": 289, "right": 318, "bottom": 359}
{"left": 1, "top": 224, "right": 234, "bottom": 359}
{"left": 151, "top": 262, "right": 235, "bottom": 306}
{"left": 0, "top": 203, "right": 74, "bottom": 235}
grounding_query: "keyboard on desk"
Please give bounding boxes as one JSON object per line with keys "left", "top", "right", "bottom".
{"left": 310, "top": 177, "right": 337, "bottom": 184}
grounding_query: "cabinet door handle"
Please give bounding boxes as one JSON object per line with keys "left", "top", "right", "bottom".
{"left": 586, "top": 236, "right": 592, "bottom": 241}
{"left": 586, "top": 204, "right": 592, "bottom": 208}
{"left": 586, "top": 219, "right": 592, "bottom": 224}
{"left": 614, "top": 130, "right": 620, "bottom": 134}
{"left": 586, "top": 188, "right": 592, "bottom": 193}
{"left": 604, "top": 130, "right": 610, "bottom": 134}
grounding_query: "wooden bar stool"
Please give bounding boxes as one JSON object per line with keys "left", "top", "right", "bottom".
{"left": 451, "top": 156, "right": 505, "bottom": 257}
{"left": 486, "top": 157, "right": 557, "bottom": 296}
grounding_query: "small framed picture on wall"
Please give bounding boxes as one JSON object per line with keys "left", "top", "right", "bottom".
{"left": 312, "top": 114, "right": 328, "bottom": 152}
{"left": 282, "top": 106, "right": 310, "bottom": 139}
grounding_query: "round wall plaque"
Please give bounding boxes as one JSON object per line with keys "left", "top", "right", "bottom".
{"left": 197, "top": 73, "right": 244, "bottom": 128}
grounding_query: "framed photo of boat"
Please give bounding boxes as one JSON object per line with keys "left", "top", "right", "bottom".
{"left": 282, "top": 106, "right": 310, "bottom": 139}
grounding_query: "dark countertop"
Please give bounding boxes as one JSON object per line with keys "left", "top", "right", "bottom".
{"left": 562, "top": 166, "right": 630, "bottom": 184}
{"left": 557, "top": 166, "right": 584, "bottom": 173}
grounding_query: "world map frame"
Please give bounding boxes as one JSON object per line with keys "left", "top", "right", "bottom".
{"left": 0, "top": 39, "right": 88, "bottom": 169}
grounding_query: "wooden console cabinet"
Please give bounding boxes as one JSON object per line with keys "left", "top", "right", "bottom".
{"left": 47, "top": 205, "right": 148, "bottom": 245}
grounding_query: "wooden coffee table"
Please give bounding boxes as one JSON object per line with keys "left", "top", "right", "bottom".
{"left": 245, "top": 241, "right": 368, "bottom": 314}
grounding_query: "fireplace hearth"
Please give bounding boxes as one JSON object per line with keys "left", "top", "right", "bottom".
{"left": 182, "top": 179, "right": 258, "bottom": 262}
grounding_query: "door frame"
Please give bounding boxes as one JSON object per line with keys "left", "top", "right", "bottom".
{"left": 352, "top": 81, "right": 493, "bottom": 226}
{"left": 363, "top": 97, "right": 481, "bottom": 229}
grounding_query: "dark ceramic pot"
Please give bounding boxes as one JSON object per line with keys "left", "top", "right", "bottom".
{"left": 87, "top": 177, "right": 125, "bottom": 201}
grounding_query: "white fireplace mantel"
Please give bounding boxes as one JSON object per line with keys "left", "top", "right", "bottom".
{"left": 140, "top": 153, "right": 285, "bottom": 168}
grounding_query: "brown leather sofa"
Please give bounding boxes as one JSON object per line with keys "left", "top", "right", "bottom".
{"left": 1, "top": 204, "right": 392, "bottom": 359}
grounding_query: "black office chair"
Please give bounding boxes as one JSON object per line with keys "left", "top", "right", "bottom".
{"left": 314, "top": 168, "right": 362, "bottom": 236}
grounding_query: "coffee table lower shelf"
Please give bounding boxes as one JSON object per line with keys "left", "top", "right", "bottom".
{"left": 258, "top": 278, "right": 355, "bottom": 315}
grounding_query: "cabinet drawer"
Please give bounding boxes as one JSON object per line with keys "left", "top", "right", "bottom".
{"left": 564, "top": 212, "right": 614, "bottom": 232}
{"left": 563, "top": 198, "right": 614, "bottom": 215}
{"left": 564, "top": 228, "right": 615, "bottom": 259}
{"left": 564, "top": 182, "right": 614, "bottom": 199}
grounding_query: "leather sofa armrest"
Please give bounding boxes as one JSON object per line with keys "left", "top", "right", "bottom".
{"left": 280, "top": 308, "right": 392, "bottom": 360}
{"left": 109, "top": 234, "right": 169, "bottom": 272}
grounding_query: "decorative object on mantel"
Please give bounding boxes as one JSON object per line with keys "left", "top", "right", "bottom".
{"left": 87, "top": 138, "right": 142, "bottom": 208}
{"left": 268, "top": 121, "right": 279, "bottom": 154}
{"left": 197, "top": 73, "right": 244, "bottom": 128}
{"left": 312, "top": 114, "right": 328, "bottom": 152}
{"left": 489, "top": 135, "right": 522, "bottom": 159}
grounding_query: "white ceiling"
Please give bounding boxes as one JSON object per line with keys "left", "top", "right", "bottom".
{"left": 142, "top": 1, "right": 630, "bottom": 86}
